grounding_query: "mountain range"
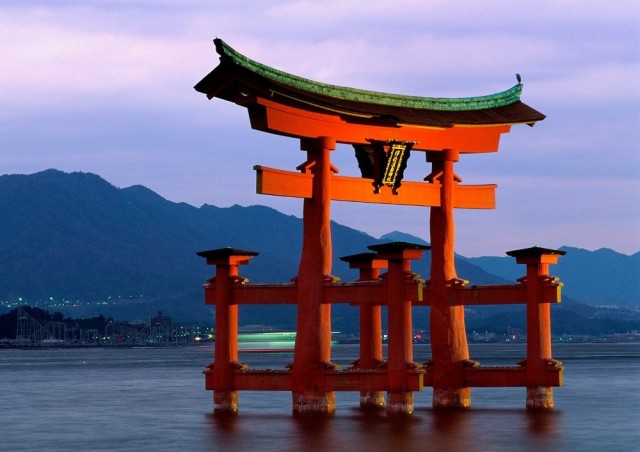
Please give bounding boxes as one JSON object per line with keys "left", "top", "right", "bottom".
{"left": 1, "top": 170, "right": 638, "bottom": 334}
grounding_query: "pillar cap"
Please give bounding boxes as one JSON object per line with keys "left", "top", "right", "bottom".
{"left": 339, "top": 251, "right": 388, "bottom": 269}
{"left": 197, "top": 247, "right": 259, "bottom": 265}
{"left": 367, "top": 241, "right": 430, "bottom": 260}
{"left": 506, "top": 246, "right": 565, "bottom": 265}
{"left": 505, "top": 246, "right": 566, "bottom": 258}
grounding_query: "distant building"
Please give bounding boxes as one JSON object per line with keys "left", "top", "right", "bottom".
{"left": 151, "top": 311, "right": 173, "bottom": 344}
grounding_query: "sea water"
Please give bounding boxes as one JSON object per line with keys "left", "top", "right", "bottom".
{"left": 1, "top": 343, "right": 638, "bottom": 451}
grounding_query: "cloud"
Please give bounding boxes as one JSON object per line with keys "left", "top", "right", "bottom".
{"left": 0, "top": 0, "right": 638, "bottom": 256}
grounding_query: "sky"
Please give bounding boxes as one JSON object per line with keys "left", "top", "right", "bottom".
{"left": 1, "top": 1, "right": 638, "bottom": 257}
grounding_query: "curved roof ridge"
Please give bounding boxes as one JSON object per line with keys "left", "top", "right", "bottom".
{"left": 214, "top": 38, "right": 523, "bottom": 112}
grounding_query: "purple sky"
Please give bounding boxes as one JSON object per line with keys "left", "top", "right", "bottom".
{"left": 1, "top": 1, "right": 638, "bottom": 256}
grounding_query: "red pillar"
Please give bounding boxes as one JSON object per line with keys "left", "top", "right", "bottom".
{"left": 292, "top": 136, "right": 336, "bottom": 414}
{"left": 428, "top": 149, "right": 471, "bottom": 408}
{"left": 369, "top": 242, "right": 429, "bottom": 415}
{"left": 507, "top": 246, "right": 565, "bottom": 409}
{"left": 340, "top": 252, "right": 387, "bottom": 408}
{"left": 197, "top": 248, "right": 258, "bottom": 414}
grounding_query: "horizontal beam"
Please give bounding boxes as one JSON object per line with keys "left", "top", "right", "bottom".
{"left": 327, "top": 370, "right": 424, "bottom": 392}
{"left": 325, "top": 282, "right": 387, "bottom": 304}
{"left": 205, "top": 284, "right": 298, "bottom": 305}
{"left": 461, "top": 366, "right": 563, "bottom": 387}
{"left": 206, "top": 367, "right": 561, "bottom": 391}
{"left": 412, "top": 283, "right": 561, "bottom": 306}
{"left": 252, "top": 97, "right": 511, "bottom": 153}
{"left": 205, "top": 369, "right": 424, "bottom": 392}
{"left": 233, "top": 284, "right": 298, "bottom": 305}
{"left": 205, "top": 280, "right": 560, "bottom": 306}
{"left": 255, "top": 165, "right": 496, "bottom": 209}
{"left": 451, "top": 283, "right": 562, "bottom": 305}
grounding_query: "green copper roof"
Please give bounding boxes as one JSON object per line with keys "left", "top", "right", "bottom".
{"left": 215, "top": 39, "right": 524, "bottom": 112}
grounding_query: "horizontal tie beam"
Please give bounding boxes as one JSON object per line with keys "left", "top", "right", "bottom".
{"left": 255, "top": 165, "right": 496, "bottom": 209}
{"left": 204, "top": 279, "right": 561, "bottom": 306}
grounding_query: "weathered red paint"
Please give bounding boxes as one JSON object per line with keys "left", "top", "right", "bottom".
{"left": 195, "top": 45, "right": 559, "bottom": 413}
{"left": 340, "top": 252, "right": 387, "bottom": 408}
{"left": 507, "top": 248, "right": 565, "bottom": 409}
{"left": 369, "top": 242, "right": 429, "bottom": 414}
{"left": 291, "top": 136, "right": 336, "bottom": 414}
{"left": 427, "top": 149, "right": 471, "bottom": 408}
{"left": 198, "top": 249, "right": 258, "bottom": 413}
{"left": 198, "top": 245, "right": 564, "bottom": 412}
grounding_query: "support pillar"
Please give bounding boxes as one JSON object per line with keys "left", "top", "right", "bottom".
{"left": 292, "top": 136, "right": 336, "bottom": 414}
{"left": 427, "top": 149, "right": 471, "bottom": 408}
{"left": 197, "top": 248, "right": 258, "bottom": 414}
{"left": 340, "top": 252, "right": 387, "bottom": 408}
{"left": 507, "top": 247, "right": 565, "bottom": 410}
{"left": 369, "top": 242, "right": 429, "bottom": 415}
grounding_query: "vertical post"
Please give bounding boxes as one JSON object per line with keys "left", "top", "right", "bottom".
{"left": 197, "top": 248, "right": 258, "bottom": 414}
{"left": 292, "top": 136, "right": 336, "bottom": 414}
{"left": 507, "top": 246, "right": 565, "bottom": 409}
{"left": 213, "top": 262, "right": 238, "bottom": 413}
{"left": 340, "top": 252, "right": 387, "bottom": 408}
{"left": 369, "top": 242, "right": 429, "bottom": 415}
{"left": 427, "top": 149, "right": 471, "bottom": 408}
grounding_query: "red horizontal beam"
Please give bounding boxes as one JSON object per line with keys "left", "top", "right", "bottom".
{"left": 205, "top": 280, "right": 561, "bottom": 307}
{"left": 461, "top": 366, "right": 563, "bottom": 387}
{"left": 206, "top": 367, "right": 562, "bottom": 391}
{"left": 327, "top": 370, "right": 424, "bottom": 392}
{"left": 204, "top": 284, "right": 298, "bottom": 305}
{"left": 252, "top": 97, "right": 510, "bottom": 153}
{"left": 255, "top": 165, "right": 496, "bottom": 209}
{"left": 233, "top": 284, "right": 298, "bottom": 305}
{"left": 452, "top": 283, "right": 562, "bottom": 305}
{"left": 325, "top": 282, "right": 387, "bottom": 304}
{"left": 205, "top": 369, "right": 425, "bottom": 392}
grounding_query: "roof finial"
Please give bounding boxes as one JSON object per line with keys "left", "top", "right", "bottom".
{"left": 516, "top": 73, "right": 522, "bottom": 83}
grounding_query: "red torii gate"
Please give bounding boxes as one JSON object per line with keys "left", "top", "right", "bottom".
{"left": 195, "top": 39, "right": 564, "bottom": 414}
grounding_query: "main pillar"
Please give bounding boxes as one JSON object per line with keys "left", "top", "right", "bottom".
{"left": 291, "top": 136, "right": 336, "bottom": 414}
{"left": 428, "top": 149, "right": 471, "bottom": 408}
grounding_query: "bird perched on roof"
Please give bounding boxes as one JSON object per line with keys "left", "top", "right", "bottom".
{"left": 516, "top": 73, "right": 522, "bottom": 83}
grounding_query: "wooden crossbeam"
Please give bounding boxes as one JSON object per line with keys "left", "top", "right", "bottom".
{"left": 462, "top": 366, "right": 563, "bottom": 387}
{"left": 205, "top": 280, "right": 561, "bottom": 306}
{"left": 451, "top": 283, "right": 562, "bottom": 306}
{"left": 255, "top": 165, "right": 496, "bottom": 209}
{"left": 233, "top": 284, "right": 298, "bottom": 305}
{"left": 252, "top": 97, "right": 511, "bottom": 153}
{"left": 205, "top": 369, "right": 424, "bottom": 392}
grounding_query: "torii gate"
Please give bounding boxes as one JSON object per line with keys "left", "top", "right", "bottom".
{"left": 195, "top": 39, "right": 563, "bottom": 414}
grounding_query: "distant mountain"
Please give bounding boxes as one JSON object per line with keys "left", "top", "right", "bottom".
{"left": 380, "top": 231, "right": 511, "bottom": 286}
{"left": 0, "top": 170, "right": 638, "bottom": 333}
{"left": 0, "top": 170, "right": 386, "bottom": 324}
{"left": 463, "top": 247, "right": 640, "bottom": 308}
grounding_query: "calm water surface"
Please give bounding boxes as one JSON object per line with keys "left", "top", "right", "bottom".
{"left": 1, "top": 343, "right": 638, "bottom": 451}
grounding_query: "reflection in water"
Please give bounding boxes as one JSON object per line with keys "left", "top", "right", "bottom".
{"left": 1, "top": 344, "right": 635, "bottom": 451}
{"left": 205, "top": 407, "right": 561, "bottom": 452}
{"left": 292, "top": 414, "right": 334, "bottom": 450}
{"left": 432, "top": 409, "right": 468, "bottom": 433}
{"left": 527, "top": 410, "right": 560, "bottom": 436}
{"left": 208, "top": 411, "right": 238, "bottom": 433}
